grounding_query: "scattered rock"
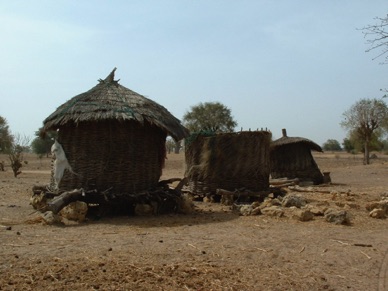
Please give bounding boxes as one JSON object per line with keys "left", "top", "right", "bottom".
{"left": 335, "top": 202, "right": 345, "bottom": 208}
{"left": 261, "top": 206, "right": 284, "bottom": 217}
{"left": 270, "top": 198, "right": 282, "bottom": 206}
{"left": 282, "top": 195, "right": 307, "bottom": 208}
{"left": 60, "top": 201, "right": 88, "bottom": 222}
{"left": 366, "top": 202, "right": 381, "bottom": 211}
{"left": 251, "top": 207, "right": 261, "bottom": 215}
{"left": 316, "top": 201, "right": 330, "bottom": 207}
{"left": 233, "top": 202, "right": 262, "bottom": 216}
{"left": 30, "top": 193, "right": 48, "bottom": 211}
{"left": 324, "top": 208, "right": 350, "bottom": 225}
{"left": 366, "top": 200, "right": 388, "bottom": 214}
{"left": 292, "top": 209, "right": 314, "bottom": 222}
{"left": 42, "top": 211, "right": 62, "bottom": 225}
{"left": 369, "top": 209, "right": 386, "bottom": 219}
{"left": 239, "top": 205, "right": 253, "bottom": 216}
{"left": 344, "top": 202, "right": 360, "bottom": 210}
{"left": 380, "top": 192, "right": 388, "bottom": 199}
{"left": 306, "top": 205, "right": 326, "bottom": 216}
{"left": 259, "top": 198, "right": 273, "bottom": 209}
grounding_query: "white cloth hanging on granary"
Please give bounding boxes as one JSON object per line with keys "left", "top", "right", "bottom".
{"left": 51, "top": 140, "right": 75, "bottom": 189}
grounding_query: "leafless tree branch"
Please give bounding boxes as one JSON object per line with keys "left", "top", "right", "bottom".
{"left": 360, "top": 14, "right": 388, "bottom": 64}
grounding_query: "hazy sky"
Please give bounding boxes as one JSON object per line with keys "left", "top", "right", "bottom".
{"left": 1, "top": 1, "right": 387, "bottom": 146}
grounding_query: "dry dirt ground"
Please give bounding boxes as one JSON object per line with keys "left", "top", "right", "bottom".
{"left": 1, "top": 152, "right": 388, "bottom": 291}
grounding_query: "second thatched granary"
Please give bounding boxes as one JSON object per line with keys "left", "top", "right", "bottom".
{"left": 185, "top": 130, "right": 272, "bottom": 199}
{"left": 270, "top": 129, "right": 324, "bottom": 184}
{"left": 42, "top": 68, "right": 189, "bottom": 197}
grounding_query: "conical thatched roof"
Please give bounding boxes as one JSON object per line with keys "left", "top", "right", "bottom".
{"left": 271, "top": 129, "right": 322, "bottom": 152}
{"left": 43, "top": 68, "right": 189, "bottom": 141}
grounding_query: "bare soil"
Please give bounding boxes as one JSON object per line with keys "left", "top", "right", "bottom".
{"left": 0, "top": 152, "right": 388, "bottom": 291}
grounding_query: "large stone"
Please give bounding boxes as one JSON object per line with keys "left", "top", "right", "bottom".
{"left": 239, "top": 205, "right": 253, "bottom": 216}
{"left": 261, "top": 206, "right": 284, "bottom": 217}
{"left": 324, "top": 208, "right": 350, "bottom": 225}
{"left": 282, "top": 195, "right": 307, "bottom": 208}
{"left": 306, "top": 205, "right": 327, "bottom": 216}
{"left": 60, "top": 201, "right": 88, "bottom": 222}
{"left": 270, "top": 198, "right": 282, "bottom": 206}
{"left": 369, "top": 208, "right": 386, "bottom": 219}
{"left": 41, "top": 211, "right": 61, "bottom": 225}
{"left": 259, "top": 198, "right": 273, "bottom": 209}
{"left": 251, "top": 207, "right": 262, "bottom": 216}
{"left": 366, "top": 200, "right": 388, "bottom": 214}
{"left": 292, "top": 209, "right": 314, "bottom": 221}
{"left": 233, "top": 203, "right": 261, "bottom": 216}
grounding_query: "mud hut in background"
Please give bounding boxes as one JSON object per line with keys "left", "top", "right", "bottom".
{"left": 185, "top": 131, "right": 272, "bottom": 198}
{"left": 42, "top": 68, "right": 189, "bottom": 195}
{"left": 270, "top": 129, "right": 324, "bottom": 184}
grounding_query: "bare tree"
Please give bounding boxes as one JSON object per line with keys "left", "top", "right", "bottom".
{"left": 361, "top": 14, "right": 388, "bottom": 96}
{"left": 174, "top": 140, "right": 181, "bottom": 154}
{"left": 7, "top": 134, "right": 30, "bottom": 177}
{"left": 166, "top": 137, "right": 182, "bottom": 154}
{"left": 341, "top": 98, "right": 388, "bottom": 164}
{"left": 361, "top": 14, "right": 388, "bottom": 64}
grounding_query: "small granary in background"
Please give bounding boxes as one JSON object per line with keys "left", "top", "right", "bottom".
{"left": 184, "top": 130, "right": 272, "bottom": 197}
{"left": 42, "top": 68, "right": 189, "bottom": 195}
{"left": 270, "top": 129, "right": 324, "bottom": 184}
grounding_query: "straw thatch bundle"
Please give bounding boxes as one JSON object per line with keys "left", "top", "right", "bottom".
{"left": 185, "top": 131, "right": 271, "bottom": 196}
{"left": 270, "top": 129, "right": 323, "bottom": 184}
{"left": 43, "top": 68, "right": 188, "bottom": 141}
{"left": 42, "top": 68, "right": 189, "bottom": 194}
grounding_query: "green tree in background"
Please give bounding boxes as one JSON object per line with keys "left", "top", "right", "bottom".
{"left": 342, "top": 138, "right": 355, "bottom": 153}
{"left": 182, "top": 102, "right": 237, "bottom": 133}
{"left": 0, "top": 116, "right": 13, "bottom": 153}
{"left": 343, "top": 129, "right": 385, "bottom": 154}
{"left": 31, "top": 129, "right": 56, "bottom": 157}
{"left": 322, "top": 139, "right": 342, "bottom": 151}
{"left": 341, "top": 98, "right": 388, "bottom": 164}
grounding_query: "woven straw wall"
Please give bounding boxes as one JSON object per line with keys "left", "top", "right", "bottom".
{"left": 270, "top": 143, "right": 323, "bottom": 184}
{"left": 57, "top": 120, "right": 166, "bottom": 193}
{"left": 185, "top": 131, "right": 271, "bottom": 196}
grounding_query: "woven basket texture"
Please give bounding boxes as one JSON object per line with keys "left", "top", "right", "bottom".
{"left": 270, "top": 143, "right": 323, "bottom": 184}
{"left": 185, "top": 131, "right": 271, "bottom": 196}
{"left": 57, "top": 120, "right": 166, "bottom": 193}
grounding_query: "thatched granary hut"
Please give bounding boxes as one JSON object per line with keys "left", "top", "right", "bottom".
{"left": 270, "top": 129, "right": 324, "bottom": 184}
{"left": 42, "top": 68, "right": 189, "bottom": 195}
{"left": 185, "top": 131, "right": 272, "bottom": 197}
